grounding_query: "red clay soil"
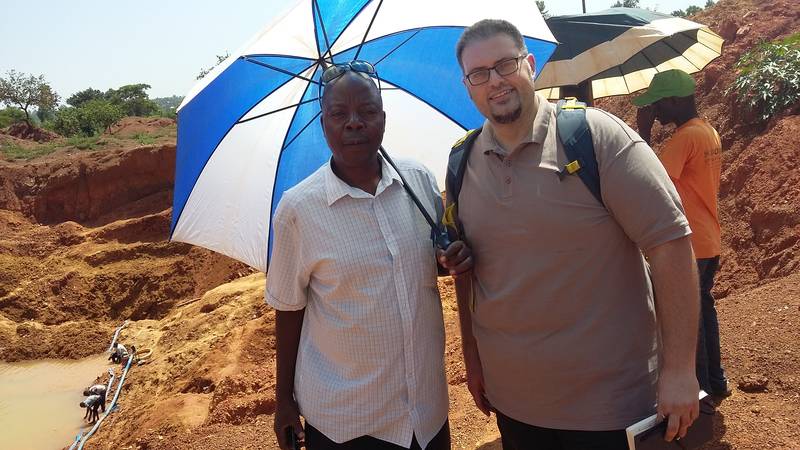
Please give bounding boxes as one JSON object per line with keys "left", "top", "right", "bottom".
{"left": 0, "top": 0, "right": 798, "bottom": 449}
{"left": 3, "top": 122, "right": 60, "bottom": 142}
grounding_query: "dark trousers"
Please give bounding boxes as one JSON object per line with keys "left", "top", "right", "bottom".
{"left": 305, "top": 420, "right": 450, "bottom": 450}
{"left": 696, "top": 256, "right": 728, "bottom": 394}
{"left": 496, "top": 411, "right": 628, "bottom": 450}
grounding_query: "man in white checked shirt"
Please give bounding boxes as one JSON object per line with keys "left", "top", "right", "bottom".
{"left": 267, "top": 66, "right": 472, "bottom": 450}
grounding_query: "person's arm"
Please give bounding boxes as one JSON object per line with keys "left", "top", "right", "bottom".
{"left": 274, "top": 309, "right": 306, "bottom": 450}
{"left": 451, "top": 274, "right": 491, "bottom": 416}
{"left": 636, "top": 105, "right": 655, "bottom": 145}
{"left": 644, "top": 235, "right": 700, "bottom": 442}
{"left": 437, "top": 240, "right": 487, "bottom": 415}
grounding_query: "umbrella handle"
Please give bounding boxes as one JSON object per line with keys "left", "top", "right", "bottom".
{"left": 378, "top": 146, "right": 451, "bottom": 250}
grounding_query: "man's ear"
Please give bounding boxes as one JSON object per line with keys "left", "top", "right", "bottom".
{"left": 526, "top": 53, "right": 536, "bottom": 78}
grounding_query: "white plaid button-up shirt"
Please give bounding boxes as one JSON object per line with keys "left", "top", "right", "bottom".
{"left": 266, "top": 157, "right": 448, "bottom": 448}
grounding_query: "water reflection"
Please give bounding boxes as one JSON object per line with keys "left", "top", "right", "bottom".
{"left": 0, "top": 354, "right": 109, "bottom": 450}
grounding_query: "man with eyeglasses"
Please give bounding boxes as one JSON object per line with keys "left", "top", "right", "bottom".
{"left": 268, "top": 63, "right": 471, "bottom": 450}
{"left": 446, "top": 19, "right": 701, "bottom": 449}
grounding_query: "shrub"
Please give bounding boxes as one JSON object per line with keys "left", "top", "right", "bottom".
{"left": 728, "top": 33, "right": 800, "bottom": 123}
{"left": 0, "top": 107, "right": 25, "bottom": 128}
{"left": 53, "top": 100, "right": 124, "bottom": 137}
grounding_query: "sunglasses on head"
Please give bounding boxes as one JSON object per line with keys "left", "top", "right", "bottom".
{"left": 321, "top": 60, "right": 378, "bottom": 85}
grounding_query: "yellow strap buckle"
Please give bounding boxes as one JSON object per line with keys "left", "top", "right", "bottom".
{"left": 561, "top": 96, "right": 586, "bottom": 110}
{"left": 565, "top": 160, "right": 581, "bottom": 174}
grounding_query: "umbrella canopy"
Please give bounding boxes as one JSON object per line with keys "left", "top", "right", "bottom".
{"left": 535, "top": 7, "right": 723, "bottom": 100}
{"left": 171, "top": 0, "right": 557, "bottom": 271}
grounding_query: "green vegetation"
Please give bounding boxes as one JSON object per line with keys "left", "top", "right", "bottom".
{"left": 0, "top": 107, "right": 25, "bottom": 128}
{"left": 152, "top": 95, "right": 183, "bottom": 119}
{"left": 536, "top": 1, "right": 549, "bottom": 18}
{"left": 728, "top": 33, "right": 800, "bottom": 123}
{"left": 611, "top": 0, "right": 639, "bottom": 7}
{"left": 672, "top": 0, "right": 713, "bottom": 17}
{"left": 0, "top": 70, "right": 60, "bottom": 128}
{"left": 133, "top": 132, "right": 156, "bottom": 145}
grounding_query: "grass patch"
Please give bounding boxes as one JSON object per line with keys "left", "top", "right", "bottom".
{"left": 133, "top": 132, "right": 156, "bottom": 145}
{"left": 0, "top": 140, "right": 60, "bottom": 160}
{"left": 66, "top": 135, "right": 102, "bottom": 150}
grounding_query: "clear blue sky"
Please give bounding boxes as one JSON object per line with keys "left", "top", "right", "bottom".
{"left": 0, "top": 0, "right": 711, "bottom": 102}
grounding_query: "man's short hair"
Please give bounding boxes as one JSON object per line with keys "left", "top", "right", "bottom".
{"left": 456, "top": 19, "right": 527, "bottom": 69}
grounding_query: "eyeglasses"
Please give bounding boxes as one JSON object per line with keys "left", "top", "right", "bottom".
{"left": 321, "top": 60, "right": 377, "bottom": 85}
{"left": 464, "top": 55, "right": 527, "bottom": 86}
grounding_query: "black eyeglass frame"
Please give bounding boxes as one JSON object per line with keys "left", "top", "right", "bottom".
{"left": 464, "top": 54, "right": 528, "bottom": 86}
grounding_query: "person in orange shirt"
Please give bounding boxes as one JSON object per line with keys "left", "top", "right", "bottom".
{"left": 634, "top": 69, "right": 730, "bottom": 398}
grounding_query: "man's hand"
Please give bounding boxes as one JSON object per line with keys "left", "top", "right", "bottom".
{"left": 274, "top": 399, "right": 304, "bottom": 450}
{"left": 437, "top": 240, "right": 473, "bottom": 277}
{"left": 464, "top": 342, "right": 492, "bottom": 416}
{"left": 657, "top": 368, "right": 700, "bottom": 442}
{"left": 636, "top": 105, "right": 655, "bottom": 145}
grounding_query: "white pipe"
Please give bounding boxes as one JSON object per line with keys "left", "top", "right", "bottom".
{"left": 77, "top": 352, "right": 135, "bottom": 450}
{"left": 107, "top": 320, "right": 129, "bottom": 352}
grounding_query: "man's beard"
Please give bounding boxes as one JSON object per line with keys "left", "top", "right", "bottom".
{"left": 492, "top": 106, "right": 522, "bottom": 124}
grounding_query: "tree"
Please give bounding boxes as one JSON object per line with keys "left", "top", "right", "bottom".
{"left": 672, "top": 9, "right": 687, "bottom": 17}
{"left": 67, "top": 88, "right": 104, "bottom": 107}
{"left": 612, "top": 0, "right": 639, "bottom": 7}
{"left": 105, "top": 84, "right": 159, "bottom": 116}
{"left": 152, "top": 95, "right": 183, "bottom": 118}
{"left": 81, "top": 99, "right": 124, "bottom": 133}
{"left": 0, "top": 70, "right": 60, "bottom": 128}
{"left": 705, "top": 0, "right": 715, "bottom": 7}
{"left": 685, "top": 5, "right": 703, "bottom": 16}
{"left": 197, "top": 53, "right": 230, "bottom": 80}
{"left": 536, "top": 1, "right": 550, "bottom": 18}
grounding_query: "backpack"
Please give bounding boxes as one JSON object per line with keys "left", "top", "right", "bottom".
{"left": 443, "top": 98, "right": 602, "bottom": 236}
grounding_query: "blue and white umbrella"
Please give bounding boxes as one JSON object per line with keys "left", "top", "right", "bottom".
{"left": 170, "top": 0, "right": 557, "bottom": 271}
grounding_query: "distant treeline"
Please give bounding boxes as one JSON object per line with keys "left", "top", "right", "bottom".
{"left": 0, "top": 70, "right": 183, "bottom": 138}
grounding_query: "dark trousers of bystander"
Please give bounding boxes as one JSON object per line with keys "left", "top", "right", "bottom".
{"left": 495, "top": 410, "right": 628, "bottom": 450}
{"left": 696, "top": 256, "right": 728, "bottom": 395}
{"left": 304, "top": 420, "right": 450, "bottom": 450}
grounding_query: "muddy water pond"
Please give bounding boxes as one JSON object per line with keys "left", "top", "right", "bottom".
{"left": 0, "top": 354, "right": 110, "bottom": 450}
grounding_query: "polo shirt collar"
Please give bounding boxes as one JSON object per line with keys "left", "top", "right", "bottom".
{"left": 324, "top": 154, "right": 402, "bottom": 206}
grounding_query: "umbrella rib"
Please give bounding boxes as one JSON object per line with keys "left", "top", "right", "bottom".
{"left": 662, "top": 34, "right": 703, "bottom": 72}
{"left": 281, "top": 110, "right": 323, "bottom": 151}
{"left": 313, "top": 0, "right": 334, "bottom": 62}
{"left": 354, "top": 0, "right": 384, "bottom": 61}
{"left": 236, "top": 98, "right": 320, "bottom": 125}
{"left": 242, "top": 57, "right": 321, "bottom": 85}
{"left": 375, "top": 29, "right": 422, "bottom": 66}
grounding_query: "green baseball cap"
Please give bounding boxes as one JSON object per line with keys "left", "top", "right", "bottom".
{"left": 632, "top": 69, "right": 696, "bottom": 107}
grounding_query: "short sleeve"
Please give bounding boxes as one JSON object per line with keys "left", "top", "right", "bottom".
{"left": 588, "top": 110, "right": 691, "bottom": 251}
{"left": 603, "top": 141, "right": 691, "bottom": 251}
{"left": 265, "top": 195, "right": 310, "bottom": 311}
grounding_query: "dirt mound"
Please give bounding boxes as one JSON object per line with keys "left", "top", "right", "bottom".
{"left": 0, "top": 144, "right": 175, "bottom": 224}
{"left": 107, "top": 117, "right": 176, "bottom": 138}
{"left": 3, "top": 122, "right": 59, "bottom": 142}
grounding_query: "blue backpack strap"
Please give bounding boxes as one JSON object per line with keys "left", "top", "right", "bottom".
{"left": 556, "top": 98, "right": 603, "bottom": 206}
{"left": 444, "top": 128, "right": 482, "bottom": 237}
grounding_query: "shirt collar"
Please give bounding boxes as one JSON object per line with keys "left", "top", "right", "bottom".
{"left": 479, "top": 94, "right": 552, "bottom": 157}
{"left": 324, "top": 154, "right": 402, "bottom": 206}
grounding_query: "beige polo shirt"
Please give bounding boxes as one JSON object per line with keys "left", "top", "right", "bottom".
{"left": 458, "top": 95, "right": 691, "bottom": 430}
